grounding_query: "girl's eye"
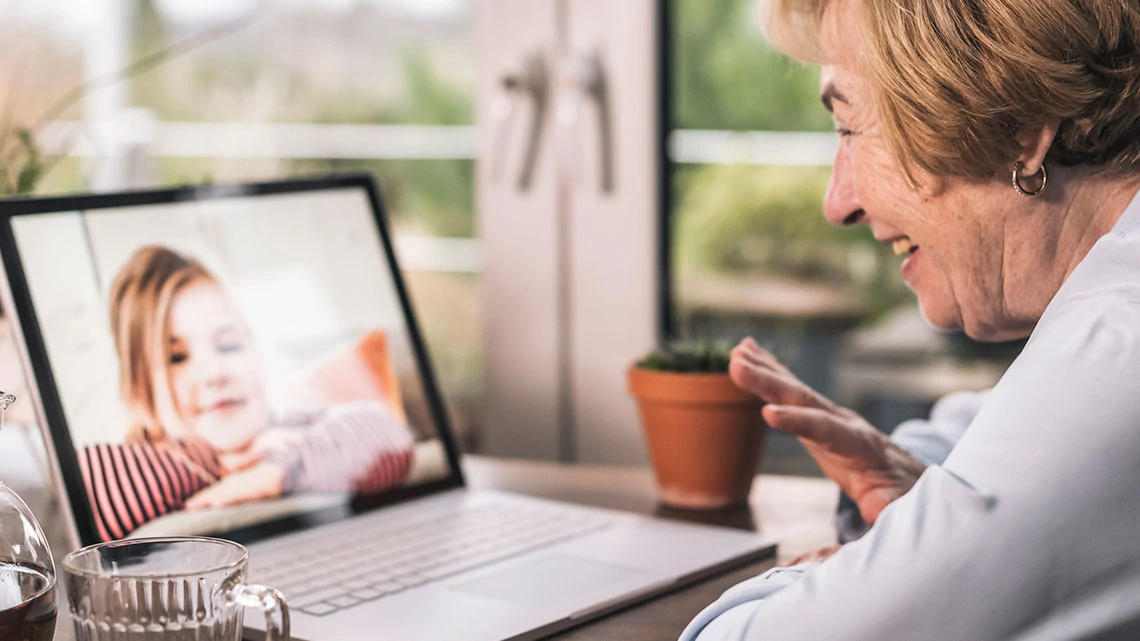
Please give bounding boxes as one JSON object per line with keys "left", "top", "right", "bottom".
{"left": 170, "top": 352, "right": 188, "bottom": 365}
{"left": 218, "top": 342, "right": 243, "bottom": 354}
{"left": 836, "top": 127, "right": 854, "bottom": 137}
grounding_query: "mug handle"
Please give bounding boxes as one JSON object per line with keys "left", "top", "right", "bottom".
{"left": 232, "top": 583, "right": 291, "bottom": 640}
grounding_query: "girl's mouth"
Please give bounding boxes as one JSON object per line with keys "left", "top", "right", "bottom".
{"left": 201, "top": 398, "right": 247, "bottom": 415}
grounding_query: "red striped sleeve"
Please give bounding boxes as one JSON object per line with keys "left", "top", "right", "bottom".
{"left": 156, "top": 447, "right": 186, "bottom": 502}
{"left": 110, "top": 445, "right": 146, "bottom": 526}
{"left": 142, "top": 444, "right": 176, "bottom": 507}
{"left": 78, "top": 440, "right": 219, "bottom": 541}
{"left": 131, "top": 444, "right": 167, "bottom": 517}
{"left": 78, "top": 447, "right": 114, "bottom": 542}
{"left": 97, "top": 445, "right": 137, "bottom": 536}
{"left": 122, "top": 445, "right": 158, "bottom": 521}
{"left": 88, "top": 445, "right": 125, "bottom": 540}
{"left": 181, "top": 438, "right": 222, "bottom": 480}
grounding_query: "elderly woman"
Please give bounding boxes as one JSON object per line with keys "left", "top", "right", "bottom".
{"left": 680, "top": 0, "right": 1140, "bottom": 639}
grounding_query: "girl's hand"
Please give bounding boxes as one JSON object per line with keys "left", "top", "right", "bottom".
{"left": 219, "top": 429, "right": 306, "bottom": 474}
{"left": 730, "top": 337, "right": 926, "bottom": 525}
{"left": 184, "top": 462, "right": 286, "bottom": 510}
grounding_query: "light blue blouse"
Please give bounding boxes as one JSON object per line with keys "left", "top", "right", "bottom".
{"left": 681, "top": 190, "right": 1140, "bottom": 641}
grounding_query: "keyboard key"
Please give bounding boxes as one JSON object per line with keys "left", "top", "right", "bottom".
{"left": 289, "top": 586, "right": 346, "bottom": 604}
{"left": 370, "top": 581, "right": 404, "bottom": 595}
{"left": 299, "top": 602, "right": 338, "bottom": 617}
{"left": 252, "top": 501, "right": 615, "bottom": 612}
{"left": 328, "top": 595, "right": 361, "bottom": 608}
{"left": 392, "top": 573, "right": 428, "bottom": 587}
{"left": 353, "top": 588, "right": 383, "bottom": 601}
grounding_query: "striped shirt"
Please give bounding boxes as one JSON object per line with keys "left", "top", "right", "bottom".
{"left": 78, "top": 402, "right": 416, "bottom": 542}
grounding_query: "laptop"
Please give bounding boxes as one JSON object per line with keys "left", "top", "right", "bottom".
{"left": 0, "top": 175, "right": 775, "bottom": 641}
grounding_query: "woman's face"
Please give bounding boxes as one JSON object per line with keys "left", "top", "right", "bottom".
{"left": 818, "top": 0, "right": 1045, "bottom": 341}
{"left": 165, "top": 278, "right": 270, "bottom": 452}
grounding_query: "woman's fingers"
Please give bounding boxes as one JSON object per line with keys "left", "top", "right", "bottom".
{"left": 762, "top": 404, "right": 846, "bottom": 446}
{"left": 733, "top": 338, "right": 792, "bottom": 376}
{"left": 730, "top": 357, "right": 827, "bottom": 409}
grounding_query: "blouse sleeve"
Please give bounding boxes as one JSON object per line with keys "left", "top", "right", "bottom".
{"left": 77, "top": 440, "right": 218, "bottom": 541}
{"left": 266, "top": 402, "right": 415, "bottom": 495}
{"left": 682, "top": 295, "right": 1140, "bottom": 641}
{"left": 836, "top": 390, "right": 989, "bottom": 542}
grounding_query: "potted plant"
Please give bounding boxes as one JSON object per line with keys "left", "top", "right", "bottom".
{"left": 628, "top": 341, "right": 767, "bottom": 509}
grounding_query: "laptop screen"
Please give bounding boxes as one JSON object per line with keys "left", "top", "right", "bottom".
{"left": 5, "top": 179, "right": 460, "bottom": 544}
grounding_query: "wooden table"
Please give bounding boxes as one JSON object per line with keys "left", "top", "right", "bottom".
{"left": 45, "top": 456, "right": 837, "bottom": 640}
{"left": 461, "top": 456, "right": 837, "bottom": 640}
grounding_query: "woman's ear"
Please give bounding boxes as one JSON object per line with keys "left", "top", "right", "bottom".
{"left": 1017, "top": 118, "right": 1061, "bottom": 174}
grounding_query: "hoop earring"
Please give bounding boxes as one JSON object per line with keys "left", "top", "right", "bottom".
{"left": 1013, "top": 161, "right": 1047, "bottom": 197}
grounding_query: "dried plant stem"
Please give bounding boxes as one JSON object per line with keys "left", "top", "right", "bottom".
{"left": 1, "top": 11, "right": 260, "bottom": 195}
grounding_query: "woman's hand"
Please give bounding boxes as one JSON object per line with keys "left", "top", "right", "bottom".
{"left": 730, "top": 337, "right": 926, "bottom": 525}
{"left": 184, "top": 462, "right": 286, "bottom": 510}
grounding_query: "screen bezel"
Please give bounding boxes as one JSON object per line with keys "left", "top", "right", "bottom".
{"left": 0, "top": 174, "right": 467, "bottom": 547}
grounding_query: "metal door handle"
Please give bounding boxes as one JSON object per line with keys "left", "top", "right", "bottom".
{"left": 558, "top": 51, "right": 614, "bottom": 193}
{"left": 490, "top": 51, "right": 548, "bottom": 191}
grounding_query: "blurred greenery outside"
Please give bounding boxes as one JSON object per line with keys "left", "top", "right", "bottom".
{"left": 3, "top": 0, "right": 484, "bottom": 440}
{"left": 5, "top": 0, "right": 920, "bottom": 449}
{"left": 670, "top": 0, "right": 911, "bottom": 327}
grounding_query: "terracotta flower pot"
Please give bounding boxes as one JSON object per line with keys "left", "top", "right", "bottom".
{"left": 628, "top": 366, "right": 767, "bottom": 510}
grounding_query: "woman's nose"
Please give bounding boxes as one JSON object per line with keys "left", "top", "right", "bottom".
{"left": 823, "top": 146, "right": 864, "bottom": 226}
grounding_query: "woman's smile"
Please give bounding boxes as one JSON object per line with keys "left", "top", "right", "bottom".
{"left": 900, "top": 246, "right": 921, "bottom": 284}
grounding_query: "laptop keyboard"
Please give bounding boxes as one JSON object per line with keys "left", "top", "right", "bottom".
{"left": 251, "top": 501, "right": 615, "bottom": 617}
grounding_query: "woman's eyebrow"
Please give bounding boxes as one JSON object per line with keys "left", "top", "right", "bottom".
{"left": 821, "top": 84, "right": 850, "bottom": 113}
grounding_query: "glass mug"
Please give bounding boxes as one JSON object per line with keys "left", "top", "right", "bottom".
{"left": 63, "top": 537, "right": 289, "bottom": 640}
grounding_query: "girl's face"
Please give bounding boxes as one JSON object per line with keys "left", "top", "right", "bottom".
{"left": 165, "top": 278, "right": 270, "bottom": 452}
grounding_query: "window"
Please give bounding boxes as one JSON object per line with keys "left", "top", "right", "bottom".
{"left": 1, "top": 0, "right": 482, "bottom": 445}
{"left": 667, "top": 0, "right": 1016, "bottom": 475}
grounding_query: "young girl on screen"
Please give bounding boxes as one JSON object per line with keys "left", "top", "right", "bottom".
{"left": 79, "top": 246, "right": 415, "bottom": 541}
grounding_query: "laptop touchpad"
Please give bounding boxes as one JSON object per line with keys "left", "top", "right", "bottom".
{"left": 452, "top": 554, "right": 643, "bottom": 607}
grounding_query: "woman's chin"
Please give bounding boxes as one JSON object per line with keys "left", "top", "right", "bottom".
{"left": 915, "top": 295, "right": 964, "bottom": 335}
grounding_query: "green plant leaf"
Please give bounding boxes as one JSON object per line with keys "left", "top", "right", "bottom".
{"left": 636, "top": 340, "right": 734, "bottom": 373}
{"left": 13, "top": 128, "right": 42, "bottom": 195}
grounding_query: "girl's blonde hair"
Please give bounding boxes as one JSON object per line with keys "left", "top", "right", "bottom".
{"left": 109, "top": 246, "right": 213, "bottom": 444}
{"left": 765, "top": 0, "right": 1140, "bottom": 181}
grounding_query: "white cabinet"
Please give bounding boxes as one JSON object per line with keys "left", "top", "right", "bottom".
{"left": 476, "top": 0, "right": 662, "bottom": 464}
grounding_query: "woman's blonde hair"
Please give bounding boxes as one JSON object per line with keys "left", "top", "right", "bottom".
{"left": 766, "top": 0, "right": 1140, "bottom": 180}
{"left": 109, "top": 246, "right": 214, "bottom": 444}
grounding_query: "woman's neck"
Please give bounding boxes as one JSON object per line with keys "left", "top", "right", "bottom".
{"left": 1055, "top": 171, "right": 1140, "bottom": 282}
{"left": 1003, "top": 168, "right": 1140, "bottom": 330}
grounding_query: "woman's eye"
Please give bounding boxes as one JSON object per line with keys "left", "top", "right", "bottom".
{"left": 836, "top": 127, "right": 854, "bottom": 137}
{"left": 170, "top": 352, "right": 188, "bottom": 365}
